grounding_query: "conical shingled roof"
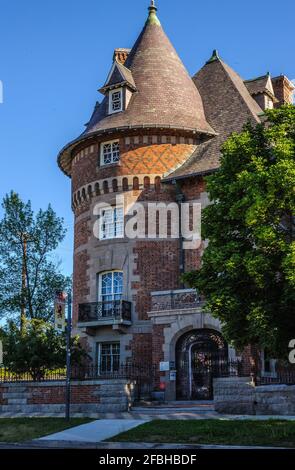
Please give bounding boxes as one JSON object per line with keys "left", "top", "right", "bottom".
{"left": 164, "top": 51, "right": 264, "bottom": 181}
{"left": 83, "top": 5, "right": 215, "bottom": 136}
{"left": 58, "top": 4, "right": 215, "bottom": 175}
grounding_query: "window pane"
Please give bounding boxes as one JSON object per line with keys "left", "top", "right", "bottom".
{"left": 100, "top": 206, "right": 123, "bottom": 240}
{"left": 101, "top": 272, "right": 112, "bottom": 295}
{"left": 113, "top": 272, "right": 123, "bottom": 297}
{"left": 101, "top": 141, "right": 120, "bottom": 165}
{"left": 112, "top": 142, "right": 120, "bottom": 162}
{"left": 114, "top": 207, "right": 124, "bottom": 237}
{"left": 111, "top": 91, "right": 122, "bottom": 112}
{"left": 103, "top": 143, "right": 112, "bottom": 164}
{"left": 100, "top": 342, "right": 120, "bottom": 373}
{"left": 99, "top": 271, "right": 123, "bottom": 302}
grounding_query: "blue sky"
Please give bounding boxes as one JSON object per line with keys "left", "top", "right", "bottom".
{"left": 0, "top": 0, "right": 294, "bottom": 276}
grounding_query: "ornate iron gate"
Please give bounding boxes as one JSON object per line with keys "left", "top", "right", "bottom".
{"left": 176, "top": 329, "right": 228, "bottom": 400}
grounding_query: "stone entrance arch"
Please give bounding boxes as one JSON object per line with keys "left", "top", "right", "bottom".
{"left": 175, "top": 329, "right": 228, "bottom": 400}
{"left": 149, "top": 307, "right": 228, "bottom": 400}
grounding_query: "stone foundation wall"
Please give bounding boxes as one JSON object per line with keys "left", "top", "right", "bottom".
{"left": 214, "top": 377, "right": 255, "bottom": 415}
{"left": 0, "top": 379, "right": 135, "bottom": 414}
{"left": 255, "top": 384, "right": 295, "bottom": 415}
{"left": 214, "top": 377, "right": 295, "bottom": 415}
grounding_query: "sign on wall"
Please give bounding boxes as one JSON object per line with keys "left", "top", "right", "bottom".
{"left": 159, "top": 361, "right": 170, "bottom": 371}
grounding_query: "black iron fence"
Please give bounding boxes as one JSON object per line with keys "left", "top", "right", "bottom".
{"left": 1, "top": 360, "right": 294, "bottom": 387}
{"left": 256, "top": 365, "right": 295, "bottom": 386}
{"left": 0, "top": 363, "right": 155, "bottom": 384}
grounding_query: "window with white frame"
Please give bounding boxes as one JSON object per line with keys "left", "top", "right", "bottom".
{"left": 99, "top": 206, "right": 124, "bottom": 240}
{"left": 99, "top": 271, "right": 123, "bottom": 303}
{"left": 98, "top": 270, "right": 123, "bottom": 318}
{"left": 98, "top": 342, "right": 120, "bottom": 373}
{"left": 100, "top": 140, "right": 120, "bottom": 165}
{"left": 109, "top": 88, "right": 123, "bottom": 114}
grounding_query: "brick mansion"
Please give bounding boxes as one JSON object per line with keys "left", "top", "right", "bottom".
{"left": 57, "top": 2, "right": 294, "bottom": 402}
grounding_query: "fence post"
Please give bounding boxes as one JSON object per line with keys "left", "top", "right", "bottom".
{"left": 65, "top": 291, "right": 72, "bottom": 421}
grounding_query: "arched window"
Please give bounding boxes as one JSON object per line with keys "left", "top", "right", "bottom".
{"left": 122, "top": 177, "right": 129, "bottom": 191}
{"left": 155, "top": 176, "right": 161, "bottom": 191}
{"left": 95, "top": 182, "right": 100, "bottom": 196}
{"left": 133, "top": 176, "right": 139, "bottom": 190}
{"left": 98, "top": 270, "right": 123, "bottom": 307}
{"left": 112, "top": 179, "right": 118, "bottom": 192}
{"left": 144, "top": 176, "right": 150, "bottom": 189}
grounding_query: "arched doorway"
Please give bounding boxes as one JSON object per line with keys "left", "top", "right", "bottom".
{"left": 176, "top": 329, "right": 228, "bottom": 400}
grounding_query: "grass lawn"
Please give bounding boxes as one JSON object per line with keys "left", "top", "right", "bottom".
{"left": 109, "top": 419, "right": 295, "bottom": 448}
{"left": 0, "top": 418, "right": 92, "bottom": 443}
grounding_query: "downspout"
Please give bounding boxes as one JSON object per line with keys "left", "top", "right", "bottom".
{"left": 172, "top": 179, "right": 185, "bottom": 288}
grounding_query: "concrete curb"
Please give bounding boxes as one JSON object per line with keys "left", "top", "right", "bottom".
{"left": 0, "top": 440, "right": 293, "bottom": 450}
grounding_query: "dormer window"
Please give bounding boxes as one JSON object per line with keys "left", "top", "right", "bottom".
{"left": 100, "top": 139, "right": 120, "bottom": 165}
{"left": 109, "top": 88, "right": 123, "bottom": 114}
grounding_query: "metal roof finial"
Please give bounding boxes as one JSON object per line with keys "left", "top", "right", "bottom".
{"left": 147, "top": 0, "right": 160, "bottom": 25}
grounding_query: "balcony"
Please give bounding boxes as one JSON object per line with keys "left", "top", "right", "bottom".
{"left": 150, "top": 289, "right": 202, "bottom": 313}
{"left": 78, "top": 300, "right": 132, "bottom": 330}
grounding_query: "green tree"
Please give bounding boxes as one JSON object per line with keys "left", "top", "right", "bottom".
{"left": 2, "top": 320, "right": 88, "bottom": 381}
{"left": 184, "top": 105, "right": 295, "bottom": 358}
{"left": 0, "top": 191, "right": 71, "bottom": 326}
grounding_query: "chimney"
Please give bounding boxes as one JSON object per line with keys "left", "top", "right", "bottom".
{"left": 271, "top": 75, "right": 294, "bottom": 107}
{"left": 113, "top": 48, "right": 131, "bottom": 65}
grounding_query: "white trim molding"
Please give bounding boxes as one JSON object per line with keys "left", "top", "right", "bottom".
{"left": 108, "top": 88, "right": 123, "bottom": 114}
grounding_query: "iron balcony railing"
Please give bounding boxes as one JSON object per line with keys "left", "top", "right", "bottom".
{"left": 150, "top": 289, "right": 202, "bottom": 312}
{"left": 78, "top": 300, "right": 132, "bottom": 323}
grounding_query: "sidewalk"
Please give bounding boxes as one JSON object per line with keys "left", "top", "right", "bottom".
{"left": 38, "top": 419, "right": 147, "bottom": 443}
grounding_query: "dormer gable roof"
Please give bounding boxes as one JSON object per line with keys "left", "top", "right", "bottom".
{"left": 99, "top": 59, "right": 136, "bottom": 94}
{"left": 244, "top": 74, "right": 278, "bottom": 102}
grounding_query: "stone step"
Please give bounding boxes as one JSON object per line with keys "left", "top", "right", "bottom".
{"left": 0, "top": 405, "right": 28, "bottom": 413}
{"left": 98, "top": 390, "right": 127, "bottom": 398}
{"left": 0, "top": 403, "right": 128, "bottom": 413}
{"left": 5, "top": 386, "right": 27, "bottom": 392}
{"left": 7, "top": 398, "right": 27, "bottom": 405}
{"left": 131, "top": 407, "right": 215, "bottom": 413}
{"left": 100, "top": 396, "right": 127, "bottom": 405}
{"left": 3, "top": 392, "right": 30, "bottom": 399}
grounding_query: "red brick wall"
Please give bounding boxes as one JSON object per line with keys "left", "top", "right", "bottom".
{"left": 28, "top": 384, "right": 101, "bottom": 405}
{"left": 73, "top": 249, "right": 90, "bottom": 324}
{"left": 152, "top": 324, "right": 170, "bottom": 388}
{"left": 180, "top": 176, "right": 206, "bottom": 201}
{"left": 272, "top": 76, "right": 294, "bottom": 108}
{"left": 71, "top": 137, "right": 196, "bottom": 192}
{"left": 74, "top": 216, "right": 91, "bottom": 250}
{"left": 128, "top": 333, "right": 152, "bottom": 364}
{"left": 241, "top": 345, "right": 261, "bottom": 377}
{"left": 133, "top": 240, "right": 181, "bottom": 320}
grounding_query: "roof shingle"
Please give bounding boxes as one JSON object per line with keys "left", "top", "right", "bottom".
{"left": 164, "top": 52, "right": 263, "bottom": 181}
{"left": 58, "top": 5, "right": 215, "bottom": 175}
